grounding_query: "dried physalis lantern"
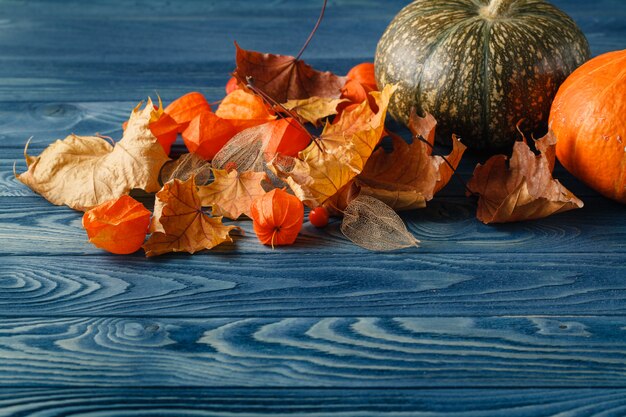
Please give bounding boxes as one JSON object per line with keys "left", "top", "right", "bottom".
{"left": 82, "top": 195, "right": 151, "bottom": 254}
{"left": 250, "top": 189, "right": 304, "bottom": 247}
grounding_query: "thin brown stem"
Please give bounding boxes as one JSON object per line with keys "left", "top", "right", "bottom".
{"left": 295, "top": 0, "right": 328, "bottom": 61}
{"left": 244, "top": 76, "right": 326, "bottom": 153}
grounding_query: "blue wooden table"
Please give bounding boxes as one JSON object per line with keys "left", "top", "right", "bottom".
{"left": 1, "top": 0, "right": 626, "bottom": 415}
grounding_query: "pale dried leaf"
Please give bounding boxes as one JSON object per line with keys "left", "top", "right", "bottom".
{"left": 341, "top": 195, "right": 420, "bottom": 251}
{"left": 160, "top": 153, "right": 212, "bottom": 185}
{"left": 16, "top": 100, "right": 169, "bottom": 211}
{"left": 198, "top": 169, "right": 269, "bottom": 219}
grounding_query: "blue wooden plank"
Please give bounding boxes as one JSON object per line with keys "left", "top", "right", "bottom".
{"left": 0, "top": 316, "right": 625, "bottom": 388}
{"left": 0, "top": 1, "right": 622, "bottom": 104}
{"left": 2, "top": 388, "right": 626, "bottom": 417}
{"left": 0, "top": 194, "right": 622, "bottom": 256}
{"left": 2, "top": 254, "right": 626, "bottom": 317}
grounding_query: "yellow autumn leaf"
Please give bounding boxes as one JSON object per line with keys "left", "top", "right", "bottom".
{"left": 198, "top": 168, "right": 269, "bottom": 220}
{"left": 16, "top": 99, "right": 169, "bottom": 211}
{"left": 269, "top": 84, "right": 395, "bottom": 207}
{"left": 282, "top": 97, "right": 347, "bottom": 126}
{"left": 144, "top": 176, "right": 238, "bottom": 257}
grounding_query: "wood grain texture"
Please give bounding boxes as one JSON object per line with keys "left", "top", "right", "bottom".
{"left": 2, "top": 253, "right": 626, "bottom": 317}
{"left": 0, "top": 316, "right": 625, "bottom": 387}
{"left": 0, "top": 0, "right": 621, "bottom": 103}
{"left": 1, "top": 0, "right": 625, "bottom": 413}
{"left": 0, "top": 194, "right": 622, "bottom": 256}
{"left": 2, "top": 388, "right": 626, "bottom": 417}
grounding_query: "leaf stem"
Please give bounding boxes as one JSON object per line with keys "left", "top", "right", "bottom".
{"left": 295, "top": 0, "right": 328, "bottom": 61}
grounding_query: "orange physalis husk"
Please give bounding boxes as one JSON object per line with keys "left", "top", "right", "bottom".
{"left": 215, "top": 89, "right": 276, "bottom": 131}
{"left": 346, "top": 62, "right": 377, "bottom": 91}
{"left": 164, "top": 92, "right": 212, "bottom": 131}
{"left": 182, "top": 110, "right": 237, "bottom": 160}
{"left": 264, "top": 118, "right": 311, "bottom": 159}
{"left": 225, "top": 77, "right": 240, "bottom": 94}
{"left": 82, "top": 195, "right": 151, "bottom": 255}
{"left": 149, "top": 111, "right": 179, "bottom": 155}
{"left": 250, "top": 188, "right": 304, "bottom": 248}
{"left": 337, "top": 63, "right": 379, "bottom": 117}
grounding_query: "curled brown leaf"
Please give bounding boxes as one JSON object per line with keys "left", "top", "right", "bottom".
{"left": 467, "top": 132, "right": 583, "bottom": 224}
{"left": 356, "top": 112, "right": 466, "bottom": 211}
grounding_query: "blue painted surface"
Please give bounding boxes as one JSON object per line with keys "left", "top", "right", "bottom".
{"left": 1, "top": 0, "right": 626, "bottom": 415}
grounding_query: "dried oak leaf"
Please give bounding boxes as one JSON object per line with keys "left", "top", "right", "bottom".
{"left": 198, "top": 168, "right": 269, "bottom": 220}
{"left": 143, "top": 176, "right": 237, "bottom": 257}
{"left": 341, "top": 195, "right": 420, "bottom": 251}
{"left": 357, "top": 113, "right": 466, "bottom": 211}
{"left": 467, "top": 132, "right": 583, "bottom": 224}
{"left": 269, "top": 85, "right": 395, "bottom": 207}
{"left": 233, "top": 42, "right": 347, "bottom": 103}
{"left": 282, "top": 97, "right": 347, "bottom": 126}
{"left": 17, "top": 99, "right": 169, "bottom": 211}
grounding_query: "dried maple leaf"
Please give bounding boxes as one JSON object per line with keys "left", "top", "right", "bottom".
{"left": 356, "top": 113, "right": 466, "bottom": 211}
{"left": 467, "top": 132, "right": 583, "bottom": 224}
{"left": 198, "top": 168, "right": 269, "bottom": 220}
{"left": 143, "top": 177, "right": 237, "bottom": 257}
{"left": 341, "top": 195, "right": 419, "bottom": 251}
{"left": 282, "top": 97, "right": 347, "bottom": 126}
{"left": 320, "top": 85, "right": 395, "bottom": 170}
{"left": 17, "top": 99, "right": 169, "bottom": 211}
{"left": 269, "top": 85, "right": 396, "bottom": 207}
{"left": 233, "top": 42, "right": 347, "bottom": 103}
{"left": 274, "top": 144, "right": 361, "bottom": 208}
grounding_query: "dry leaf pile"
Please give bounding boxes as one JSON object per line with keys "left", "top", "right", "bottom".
{"left": 16, "top": 2, "right": 584, "bottom": 256}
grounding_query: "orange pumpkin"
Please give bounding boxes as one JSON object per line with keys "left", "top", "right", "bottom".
{"left": 550, "top": 49, "right": 626, "bottom": 203}
{"left": 250, "top": 189, "right": 303, "bottom": 247}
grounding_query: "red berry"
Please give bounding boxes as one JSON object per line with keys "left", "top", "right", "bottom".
{"left": 309, "top": 206, "right": 329, "bottom": 228}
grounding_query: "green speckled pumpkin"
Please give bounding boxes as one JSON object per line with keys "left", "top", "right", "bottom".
{"left": 375, "top": 0, "right": 590, "bottom": 151}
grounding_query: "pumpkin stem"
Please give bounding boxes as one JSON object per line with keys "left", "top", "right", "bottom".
{"left": 480, "top": 0, "right": 516, "bottom": 19}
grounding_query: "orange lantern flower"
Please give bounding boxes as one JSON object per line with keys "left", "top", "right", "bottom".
{"left": 82, "top": 195, "right": 151, "bottom": 254}
{"left": 250, "top": 189, "right": 304, "bottom": 247}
